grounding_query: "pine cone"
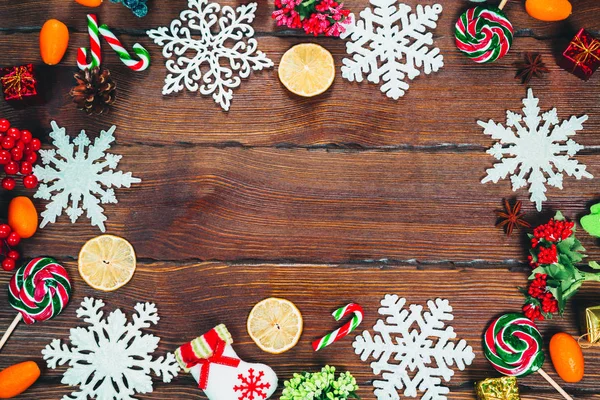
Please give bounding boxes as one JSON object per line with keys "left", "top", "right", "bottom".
{"left": 70, "top": 67, "right": 117, "bottom": 114}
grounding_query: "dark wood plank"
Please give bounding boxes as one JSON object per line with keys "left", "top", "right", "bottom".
{"left": 0, "top": 262, "right": 599, "bottom": 399}
{"left": 0, "top": 0, "right": 598, "bottom": 36}
{"left": 3, "top": 147, "right": 598, "bottom": 263}
{"left": 0, "top": 33, "right": 599, "bottom": 147}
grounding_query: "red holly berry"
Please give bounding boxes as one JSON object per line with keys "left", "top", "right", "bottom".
{"left": 1, "top": 177, "right": 15, "bottom": 190}
{"left": 7, "top": 232, "right": 20, "bottom": 247}
{"left": 7, "top": 250, "right": 19, "bottom": 260}
{"left": 0, "top": 224, "right": 11, "bottom": 239}
{"left": 0, "top": 150, "right": 10, "bottom": 165}
{"left": 6, "top": 128, "right": 20, "bottom": 140}
{"left": 0, "top": 119, "right": 9, "bottom": 133}
{"left": 25, "top": 151, "right": 37, "bottom": 164}
{"left": 10, "top": 147, "right": 23, "bottom": 162}
{"left": 20, "top": 130, "right": 32, "bottom": 143}
{"left": 23, "top": 174, "right": 38, "bottom": 189}
{"left": 4, "top": 161, "right": 18, "bottom": 175}
{"left": 14, "top": 140, "right": 25, "bottom": 151}
{"left": 1, "top": 136, "right": 15, "bottom": 150}
{"left": 30, "top": 138, "right": 41, "bottom": 151}
{"left": 2, "top": 258, "right": 15, "bottom": 271}
{"left": 19, "top": 161, "right": 32, "bottom": 175}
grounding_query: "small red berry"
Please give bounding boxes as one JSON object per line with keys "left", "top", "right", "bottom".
{"left": 6, "top": 128, "right": 20, "bottom": 140}
{"left": 0, "top": 224, "right": 11, "bottom": 239}
{"left": 1, "top": 177, "right": 15, "bottom": 190}
{"left": 30, "top": 138, "right": 41, "bottom": 151}
{"left": 25, "top": 151, "right": 37, "bottom": 164}
{"left": 23, "top": 144, "right": 32, "bottom": 153}
{"left": 7, "top": 232, "right": 20, "bottom": 247}
{"left": 2, "top": 258, "right": 15, "bottom": 271}
{"left": 14, "top": 140, "right": 25, "bottom": 151}
{"left": 10, "top": 147, "right": 23, "bottom": 162}
{"left": 23, "top": 174, "right": 38, "bottom": 189}
{"left": 20, "top": 130, "right": 32, "bottom": 143}
{"left": 0, "top": 150, "right": 10, "bottom": 165}
{"left": 7, "top": 250, "right": 19, "bottom": 260}
{"left": 1, "top": 136, "right": 15, "bottom": 150}
{"left": 0, "top": 119, "right": 9, "bottom": 133}
{"left": 4, "top": 161, "right": 18, "bottom": 175}
{"left": 19, "top": 161, "right": 32, "bottom": 175}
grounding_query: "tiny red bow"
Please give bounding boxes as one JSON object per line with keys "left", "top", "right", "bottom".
{"left": 187, "top": 339, "right": 240, "bottom": 390}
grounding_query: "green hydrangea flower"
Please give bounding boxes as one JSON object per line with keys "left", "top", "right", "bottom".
{"left": 280, "top": 365, "right": 359, "bottom": 400}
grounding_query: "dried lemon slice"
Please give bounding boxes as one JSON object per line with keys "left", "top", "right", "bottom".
{"left": 247, "top": 297, "right": 303, "bottom": 354}
{"left": 278, "top": 43, "right": 335, "bottom": 97}
{"left": 78, "top": 235, "right": 136, "bottom": 292}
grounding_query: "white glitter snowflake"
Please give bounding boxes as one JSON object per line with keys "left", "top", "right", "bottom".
{"left": 340, "top": 1, "right": 443, "bottom": 100}
{"left": 480, "top": 88, "right": 592, "bottom": 211}
{"left": 33, "top": 121, "right": 141, "bottom": 232}
{"left": 354, "top": 295, "right": 474, "bottom": 400}
{"left": 146, "top": 0, "right": 273, "bottom": 111}
{"left": 42, "top": 297, "right": 179, "bottom": 400}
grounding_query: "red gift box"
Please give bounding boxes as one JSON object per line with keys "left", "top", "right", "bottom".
{"left": 0, "top": 64, "right": 38, "bottom": 102}
{"left": 559, "top": 28, "right": 600, "bottom": 81}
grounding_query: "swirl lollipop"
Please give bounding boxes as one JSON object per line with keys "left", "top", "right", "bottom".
{"left": 484, "top": 313, "right": 574, "bottom": 400}
{"left": 0, "top": 257, "right": 71, "bottom": 351}
{"left": 455, "top": 1, "right": 514, "bottom": 63}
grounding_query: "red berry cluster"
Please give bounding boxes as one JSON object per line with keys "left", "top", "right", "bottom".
{"left": 522, "top": 274, "right": 559, "bottom": 321}
{"left": 530, "top": 218, "right": 574, "bottom": 247}
{"left": 0, "top": 119, "right": 40, "bottom": 191}
{"left": 272, "top": 0, "right": 351, "bottom": 37}
{"left": 0, "top": 223, "right": 20, "bottom": 271}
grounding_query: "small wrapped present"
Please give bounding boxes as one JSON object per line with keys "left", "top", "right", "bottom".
{"left": 585, "top": 306, "right": 600, "bottom": 344}
{"left": 0, "top": 64, "right": 38, "bottom": 103}
{"left": 476, "top": 376, "right": 520, "bottom": 400}
{"left": 558, "top": 28, "right": 600, "bottom": 80}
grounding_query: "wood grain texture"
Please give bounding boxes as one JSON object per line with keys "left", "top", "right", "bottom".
{"left": 1, "top": 262, "right": 600, "bottom": 399}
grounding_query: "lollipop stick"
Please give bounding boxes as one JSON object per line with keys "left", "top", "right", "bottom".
{"left": 498, "top": 0, "right": 509, "bottom": 10}
{"left": 0, "top": 314, "right": 22, "bottom": 352}
{"left": 537, "top": 369, "right": 574, "bottom": 400}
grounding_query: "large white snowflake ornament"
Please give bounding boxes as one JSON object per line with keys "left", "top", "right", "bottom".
{"left": 480, "top": 89, "right": 592, "bottom": 211}
{"left": 147, "top": 0, "right": 273, "bottom": 111}
{"left": 33, "top": 121, "right": 141, "bottom": 232}
{"left": 354, "top": 295, "right": 474, "bottom": 400}
{"left": 42, "top": 298, "right": 179, "bottom": 400}
{"left": 340, "top": 1, "right": 443, "bottom": 99}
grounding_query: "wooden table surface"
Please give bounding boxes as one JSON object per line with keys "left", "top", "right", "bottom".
{"left": 1, "top": 0, "right": 600, "bottom": 399}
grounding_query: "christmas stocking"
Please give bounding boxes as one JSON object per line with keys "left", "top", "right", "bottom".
{"left": 175, "top": 324, "right": 278, "bottom": 400}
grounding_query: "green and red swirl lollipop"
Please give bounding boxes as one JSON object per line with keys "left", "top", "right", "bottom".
{"left": 483, "top": 313, "right": 574, "bottom": 400}
{"left": 455, "top": 1, "right": 514, "bottom": 63}
{"left": 1, "top": 257, "right": 71, "bottom": 352}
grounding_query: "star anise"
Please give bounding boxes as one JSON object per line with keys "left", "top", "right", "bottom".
{"left": 515, "top": 53, "right": 550, "bottom": 84}
{"left": 496, "top": 199, "right": 531, "bottom": 236}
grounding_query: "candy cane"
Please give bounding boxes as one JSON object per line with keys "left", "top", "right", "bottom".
{"left": 77, "top": 14, "right": 102, "bottom": 70}
{"left": 98, "top": 24, "right": 150, "bottom": 71}
{"left": 312, "top": 303, "right": 364, "bottom": 351}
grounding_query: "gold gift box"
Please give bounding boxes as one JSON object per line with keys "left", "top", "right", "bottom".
{"left": 586, "top": 306, "right": 600, "bottom": 343}
{"left": 476, "top": 376, "right": 520, "bottom": 400}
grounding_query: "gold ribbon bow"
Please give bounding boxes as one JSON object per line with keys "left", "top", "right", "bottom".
{"left": 1, "top": 65, "right": 34, "bottom": 100}
{"left": 572, "top": 35, "right": 600, "bottom": 65}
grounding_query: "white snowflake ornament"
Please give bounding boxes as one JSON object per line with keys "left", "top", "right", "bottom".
{"left": 340, "top": 1, "right": 444, "bottom": 99}
{"left": 354, "top": 295, "right": 474, "bottom": 400}
{"left": 480, "top": 88, "right": 592, "bottom": 211}
{"left": 33, "top": 121, "right": 141, "bottom": 232}
{"left": 42, "top": 298, "right": 179, "bottom": 400}
{"left": 147, "top": 0, "right": 274, "bottom": 111}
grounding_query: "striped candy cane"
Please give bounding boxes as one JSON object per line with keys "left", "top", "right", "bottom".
{"left": 312, "top": 303, "right": 364, "bottom": 351}
{"left": 99, "top": 24, "right": 150, "bottom": 71}
{"left": 77, "top": 14, "right": 102, "bottom": 70}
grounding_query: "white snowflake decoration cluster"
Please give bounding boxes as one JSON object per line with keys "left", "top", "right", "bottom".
{"left": 147, "top": 0, "right": 273, "bottom": 111}
{"left": 33, "top": 121, "right": 141, "bottom": 232}
{"left": 340, "top": 1, "right": 444, "bottom": 100}
{"left": 354, "top": 294, "right": 474, "bottom": 400}
{"left": 479, "top": 89, "right": 592, "bottom": 211}
{"left": 42, "top": 297, "right": 179, "bottom": 400}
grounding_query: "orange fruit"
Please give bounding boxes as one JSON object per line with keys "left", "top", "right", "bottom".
{"left": 75, "top": 0, "right": 103, "bottom": 6}
{"left": 78, "top": 235, "right": 136, "bottom": 291}
{"left": 247, "top": 297, "right": 303, "bottom": 354}
{"left": 40, "top": 19, "right": 69, "bottom": 65}
{"left": 549, "top": 332, "right": 584, "bottom": 383}
{"left": 278, "top": 43, "right": 335, "bottom": 97}
{"left": 8, "top": 196, "right": 38, "bottom": 239}
{"left": 0, "top": 361, "right": 40, "bottom": 399}
{"left": 526, "top": 0, "right": 572, "bottom": 22}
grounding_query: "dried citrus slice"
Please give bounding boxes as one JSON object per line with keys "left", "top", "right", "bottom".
{"left": 247, "top": 297, "right": 303, "bottom": 354}
{"left": 278, "top": 43, "right": 335, "bottom": 97}
{"left": 78, "top": 235, "right": 136, "bottom": 292}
